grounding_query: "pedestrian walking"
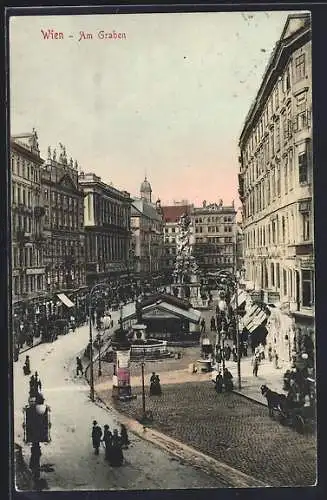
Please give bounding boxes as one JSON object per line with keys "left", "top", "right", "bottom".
{"left": 120, "top": 424, "right": 130, "bottom": 448}
{"left": 273, "top": 349, "right": 279, "bottom": 369}
{"left": 200, "top": 318, "right": 206, "bottom": 333}
{"left": 91, "top": 420, "right": 103, "bottom": 455}
{"left": 258, "top": 343, "right": 265, "bottom": 361}
{"left": 252, "top": 355, "right": 260, "bottom": 377}
{"left": 76, "top": 356, "right": 84, "bottom": 376}
{"left": 110, "top": 429, "right": 124, "bottom": 466}
{"left": 102, "top": 424, "right": 113, "bottom": 461}
{"left": 215, "top": 371, "right": 223, "bottom": 393}
{"left": 210, "top": 316, "right": 216, "bottom": 332}
{"left": 232, "top": 344, "right": 237, "bottom": 362}
{"left": 224, "top": 344, "right": 231, "bottom": 361}
{"left": 23, "top": 355, "right": 31, "bottom": 376}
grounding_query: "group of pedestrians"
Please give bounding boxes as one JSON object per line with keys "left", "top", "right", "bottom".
{"left": 91, "top": 420, "right": 129, "bottom": 467}
{"left": 214, "top": 368, "right": 234, "bottom": 393}
{"left": 251, "top": 342, "right": 280, "bottom": 377}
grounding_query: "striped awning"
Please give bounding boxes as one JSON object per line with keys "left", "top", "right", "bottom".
{"left": 242, "top": 304, "right": 267, "bottom": 333}
{"left": 57, "top": 293, "right": 74, "bottom": 308}
{"left": 230, "top": 290, "right": 248, "bottom": 309}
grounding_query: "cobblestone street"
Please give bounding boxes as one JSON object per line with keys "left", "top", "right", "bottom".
{"left": 96, "top": 380, "right": 316, "bottom": 487}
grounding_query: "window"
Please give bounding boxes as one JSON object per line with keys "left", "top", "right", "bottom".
{"left": 299, "top": 152, "right": 308, "bottom": 183}
{"left": 276, "top": 166, "right": 281, "bottom": 197}
{"left": 285, "top": 67, "right": 291, "bottom": 91}
{"left": 275, "top": 85, "right": 279, "bottom": 109}
{"left": 302, "top": 212, "right": 310, "bottom": 241}
{"left": 295, "top": 54, "right": 306, "bottom": 81}
{"left": 276, "top": 263, "right": 280, "bottom": 289}
{"left": 272, "top": 220, "right": 276, "bottom": 244}
{"left": 275, "top": 121, "right": 280, "bottom": 151}
{"left": 301, "top": 270, "right": 313, "bottom": 307}
{"left": 284, "top": 158, "right": 288, "bottom": 194}
{"left": 271, "top": 263, "right": 275, "bottom": 287}
{"left": 282, "top": 216, "right": 286, "bottom": 243}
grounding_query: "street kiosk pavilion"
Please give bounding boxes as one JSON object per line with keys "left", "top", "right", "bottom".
{"left": 121, "top": 293, "right": 201, "bottom": 340}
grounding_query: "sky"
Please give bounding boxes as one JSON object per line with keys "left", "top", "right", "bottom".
{"left": 9, "top": 10, "right": 302, "bottom": 207}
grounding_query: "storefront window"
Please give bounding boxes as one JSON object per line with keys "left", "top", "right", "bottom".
{"left": 302, "top": 269, "right": 313, "bottom": 307}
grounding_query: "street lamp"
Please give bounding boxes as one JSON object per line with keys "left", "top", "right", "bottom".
{"left": 22, "top": 384, "right": 51, "bottom": 487}
{"left": 88, "top": 280, "right": 109, "bottom": 402}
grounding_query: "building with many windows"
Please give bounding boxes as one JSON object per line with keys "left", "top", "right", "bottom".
{"left": 191, "top": 200, "right": 237, "bottom": 274}
{"left": 11, "top": 130, "right": 46, "bottom": 303}
{"left": 238, "top": 13, "right": 313, "bottom": 349}
{"left": 79, "top": 172, "right": 133, "bottom": 286}
{"left": 161, "top": 203, "right": 194, "bottom": 276}
{"left": 41, "top": 144, "right": 86, "bottom": 294}
{"left": 131, "top": 178, "right": 164, "bottom": 277}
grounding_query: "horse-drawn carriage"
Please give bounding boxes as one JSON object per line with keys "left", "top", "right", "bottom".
{"left": 261, "top": 384, "right": 315, "bottom": 434}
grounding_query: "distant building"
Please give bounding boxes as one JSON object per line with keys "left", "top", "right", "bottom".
{"left": 79, "top": 172, "right": 132, "bottom": 286}
{"left": 131, "top": 177, "right": 164, "bottom": 277}
{"left": 161, "top": 204, "right": 194, "bottom": 276}
{"left": 41, "top": 144, "right": 86, "bottom": 295}
{"left": 191, "top": 200, "right": 237, "bottom": 274}
{"left": 238, "top": 13, "right": 313, "bottom": 354}
{"left": 11, "top": 130, "right": 46, "bottom": 303}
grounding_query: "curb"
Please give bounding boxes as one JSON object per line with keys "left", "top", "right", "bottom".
{"left": 232, "top": 389, "right": 267, "bottom": 407}
{"left": 92, "top": 392, "right": 269, "bottom": 488}
{"left": 18, "top": 337, "right": 43, "bottom": 355}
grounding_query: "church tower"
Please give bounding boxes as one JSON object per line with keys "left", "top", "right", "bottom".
{"left": 140, "top": 176, "right": 152, "bottom": 203}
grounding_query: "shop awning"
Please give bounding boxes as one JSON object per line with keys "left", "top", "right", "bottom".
{"left": 242, "top": 304, "right": 267, "bottom": 333}
{"left": 230, "top": 290, "right": 248, "bottom": 309}
{"left": 57, "top": 293, "right": 74, "bottom": 308}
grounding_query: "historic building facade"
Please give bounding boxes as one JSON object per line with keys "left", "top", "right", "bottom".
{"left": 161, "top": 203, "right": 194, "bottom": 276}
{"left": 131, "top": 178, "right": 164, "bottom": 277}
{"left": 191, "top": 200, "right": 237, "bottom": 274}
{"left": 11, "top": 130, "right": 46, "bottom": 303}
{"left": 79, "top": 172, "right": 132, "bottom": 286}
{"left": 41, "top": 144, "right": 86, "bottom": 294}
{"left": 238, "top": 14, "right": 313, "bottom": 350}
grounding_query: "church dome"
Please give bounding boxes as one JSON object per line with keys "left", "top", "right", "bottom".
{"left": 140, "top": 176, "right": 152, "bottom": 193}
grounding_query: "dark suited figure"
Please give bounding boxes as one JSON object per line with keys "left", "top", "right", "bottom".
{"left": 76, "top": 357, "right": 83, "bottom": 376}
{"left": 110, "top": 429, "right": 124, "bottom": 466}
{"left": 91, "top": 420, "right": 102, "bottom": 455}
{"left": 120, "top": 424, "right": 130, "bottom": 448}
{"left": 103, "top": 424, "right": 113, "bottom": 461}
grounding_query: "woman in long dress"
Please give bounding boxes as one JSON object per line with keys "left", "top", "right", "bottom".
{"left": 110, "top": 429, "right": 124, "bottom": 466}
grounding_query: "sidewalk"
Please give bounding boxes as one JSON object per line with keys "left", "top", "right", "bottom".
{"left": 225, "top": 355, "right": 288, "bottom": 406}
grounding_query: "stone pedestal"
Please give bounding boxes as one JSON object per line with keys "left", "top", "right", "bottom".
{"left": 132, "top": 323, "right": 147, "bottom": 341}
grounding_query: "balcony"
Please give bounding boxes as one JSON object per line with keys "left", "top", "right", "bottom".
{"left": 14, "top": 204, "right": 33, "bottom": 215}
{"left": 34, "top": 206, "right": 46, "bottom": 217}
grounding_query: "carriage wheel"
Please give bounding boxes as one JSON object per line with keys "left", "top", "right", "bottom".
{"left": 292, "top": 414, "right": 305, "bottom": 434}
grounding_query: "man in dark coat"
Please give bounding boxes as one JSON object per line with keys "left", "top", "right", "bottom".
{"left": 91, "top": 420, "right": 102, "bottom": 455}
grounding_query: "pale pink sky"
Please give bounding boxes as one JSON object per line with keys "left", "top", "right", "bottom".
{"left": 10, "top": 11, "right": 301, "bottom": 207}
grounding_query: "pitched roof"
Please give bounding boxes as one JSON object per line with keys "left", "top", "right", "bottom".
{"left": 161, "top": 205, "right": 191, "bottom": 223}
{"left": 121, "top": 298, "right": 201, "bottom": 324}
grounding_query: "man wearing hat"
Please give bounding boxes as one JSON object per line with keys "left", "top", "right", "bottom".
{"left": 91, "top": 420, "right": 102, "bottom": 455}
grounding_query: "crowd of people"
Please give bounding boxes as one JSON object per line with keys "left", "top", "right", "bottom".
{"left": 13, "top": 277, "right": 165, "bottom": 359}
{"left": 91, "top": 420, "right": 130, "bottom": 467}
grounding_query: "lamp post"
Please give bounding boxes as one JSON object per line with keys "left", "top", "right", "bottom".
{"left": 141, "top": 358, "right": 146, "bottom": 420}
{"left": 235, "top": 274, "right": 241, "bottom": 390}
{"left": 23, "top": 381, "right": 51, "bottom": 488}
{"left": 88, "top": 280, "right": 109, "bottom": 402}
{"left": 97, "top": 331, "right": 102, "bottom": 377}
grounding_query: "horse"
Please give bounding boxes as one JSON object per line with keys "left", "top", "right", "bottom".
{"left": 261, "top": 384, "right": 290, "bottom": 417}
